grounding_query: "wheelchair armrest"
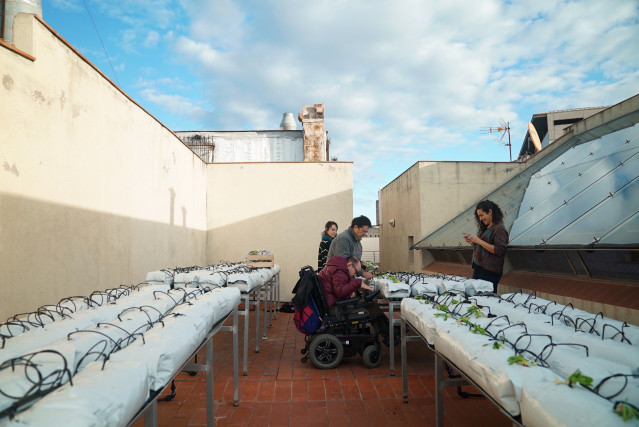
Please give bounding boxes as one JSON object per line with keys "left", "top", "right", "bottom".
{"left": 365, "top": 289, "right": 380, "bottom": 302}
{"left": 335, "top": 296, "right": 360, "bottom": 307}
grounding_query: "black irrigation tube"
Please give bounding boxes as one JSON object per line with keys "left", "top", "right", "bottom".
{"left": 0, "top": 350, "right": 74, "bottom": 420}
{"left": 594, "top": 374, "right": 639, "bottom": 400}
{"left": 602, "top": 323, "right": 631, "bottom": 344}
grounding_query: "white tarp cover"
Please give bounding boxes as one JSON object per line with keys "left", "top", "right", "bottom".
{"left": 4, "top": 360, "right": 149, "bottom": 427}
{"left": 410, "top": 277, "right": 443, "bottom": 297}
{"left": 227, "top": 271, "right": 264, "bottom": 292}
{"left": 440, "top": 279, "right": 466, "bottom": 295}
{"left": 462, "top": 279, "right": 493, "bottom": 296}
{"left": 519, "top": 381, "right": 631, "bottom": 427}
{"left": 0, "top": 344, "right": 77, "bottom": 415}
{"left": 402, "top": 294, "right": 639, "bottom": 421}
{"left": 375, "top": 278, "right": 411, "bottom": 299}
{"left": 145, "top": 270, "right": 174, "bottom": 287}
{"left": 1, "top": 284, "right": 170, "bottom": 365}
{"left": 109, "top": 287, "right": 240, "bottom": 390}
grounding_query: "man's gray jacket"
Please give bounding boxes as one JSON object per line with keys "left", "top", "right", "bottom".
{"left": 327, "top": 227, "right": 362, "bottom": 260}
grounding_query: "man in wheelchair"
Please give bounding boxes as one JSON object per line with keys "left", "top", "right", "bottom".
{"left": 296, "top": 256, "right": 396, "bottom": 369}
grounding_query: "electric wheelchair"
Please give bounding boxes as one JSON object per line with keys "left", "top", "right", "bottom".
{"left": 292, "top": 265, "right": 383, "bottom": 370}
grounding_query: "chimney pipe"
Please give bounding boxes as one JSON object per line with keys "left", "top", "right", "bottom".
{"left": 2, "top": 0, "right": 42, "bottom": 43}
{"left": 279, "top": 112, "right": 296, "bottom": 130}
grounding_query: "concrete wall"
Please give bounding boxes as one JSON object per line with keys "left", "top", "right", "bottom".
{"left": 0, "top": 15, "right": 208, "bottom": 319}
{"left": 379, "top": 161, "right": 526, "bottom": 273}
{"left": 379, "top": 163, "right": 423, "bottom": 272}
{"left": 206, "top": 162, "right": 353, "bottom": 297}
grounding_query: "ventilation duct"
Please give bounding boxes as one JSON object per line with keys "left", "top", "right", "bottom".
{"left": 2, "top": 0, "right": 42, "bottom": 43}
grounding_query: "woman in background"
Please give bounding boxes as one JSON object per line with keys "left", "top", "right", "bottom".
{"left": 463, "top": 200, "right": 509, "bottom": 293}
{"left": 318, "top": 221, "right": 338, "bottom": 271}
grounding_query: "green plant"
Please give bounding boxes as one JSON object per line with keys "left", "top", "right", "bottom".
{"left": 457, "top": 316, "right": 471, "bottom": 326}
{"left": 507, "top": 354, "right": 536, "bottom": 366}
{"left": 470, "top": 324, "right": 486, "bottom": 335}
{"left": 614, "top": 401, "right": 639, "bottom": 422}
{"left": 434, "top": 304, "right": 448, "bottom": 312}
{"left": 483, "top": 337, "right": 506, "bottom": 349}
{"left": 466, "top": 304, "right": 486, "bottom": 319}
{"left": 434, "top": 313, "right": 450, "bottom": 321}
{"left": 560, "top": 369, "right": 593, "bottom": 388}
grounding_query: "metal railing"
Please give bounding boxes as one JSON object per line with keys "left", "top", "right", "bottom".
{"left": 362, "top": 251, "right": 379, "bottom": 263}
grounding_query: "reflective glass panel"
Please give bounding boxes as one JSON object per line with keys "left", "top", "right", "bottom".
{"left": 510, "top": 150, "right": 639, "bottom": 244}
{"left": 547, "top": 176, "right": 639, "bottom": 245}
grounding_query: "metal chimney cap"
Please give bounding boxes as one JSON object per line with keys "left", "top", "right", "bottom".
{"left": 279, "top": 112, "right": 296, "bottom": 130}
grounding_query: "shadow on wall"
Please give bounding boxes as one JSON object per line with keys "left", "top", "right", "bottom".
{"left": 0, "top": 192, "right": 207, "bottom": 320}
{"left": 206, "top": 189, "right": 353, "bottom": 298}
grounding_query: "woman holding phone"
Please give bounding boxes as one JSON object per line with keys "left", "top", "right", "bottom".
{"left": 463, "top": 200, "right": 509, "bottom": 293}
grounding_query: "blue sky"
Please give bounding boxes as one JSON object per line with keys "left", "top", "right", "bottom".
{"left": 44, "top": 0, "right": 639, "bottom": 223}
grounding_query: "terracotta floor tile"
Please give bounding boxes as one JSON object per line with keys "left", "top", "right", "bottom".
{"left": 273, "top": 380, "right": 292, "bottom": 401}
{"left": 356, "top": 378, "right": 377, "bottom": 399}
{"left": 308, "top": 405, "right": 329, "bottom": 424}
{"left": 324, "top": 379, "right": 343, "bottom": 400}
{"left": 256, "top": 380, "right": 275, "bottom": 401}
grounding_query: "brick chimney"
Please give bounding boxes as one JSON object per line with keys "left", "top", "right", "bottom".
{"left": 298, "top": 104, "right": 327, "bottom": 161}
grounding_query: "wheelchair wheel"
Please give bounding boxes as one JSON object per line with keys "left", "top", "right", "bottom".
{"left": 309, "top": 334, "right": 344, "bottom": 370}
{"left": 362, "top": 344, "right": 382, "bottom": 369}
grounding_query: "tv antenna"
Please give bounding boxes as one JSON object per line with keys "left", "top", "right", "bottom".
{"left": 480, "top": 118, "right": 512, "bottom": 161}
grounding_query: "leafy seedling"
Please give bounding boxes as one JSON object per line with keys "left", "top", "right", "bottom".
{"left": 555, "top": 369, "right": 593, "bottom": 388}
{"left": 507, "top": 354, "right": 536, "bottom": 366}
{"left": 614, "top": 401, "right": 639, "bottom": 422}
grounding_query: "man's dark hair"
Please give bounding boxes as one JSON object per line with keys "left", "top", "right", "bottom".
{"left": 351, "top": 215, "right": 372, "bottom": 228}
{"left": 346, "top": 256, "right": 360, "bottom": 265}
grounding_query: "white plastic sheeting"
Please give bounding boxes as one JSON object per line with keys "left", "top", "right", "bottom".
{"left": 0, "top": 284, "right": 239, "bottom": 423}
{"left": 401, "top": 293, "right": 639, "bottom": 424}
{"left": 375, "top": 278, "right": 411, "bottom": 299}
{"left": 227, "top": 271, "right": 265, "bottom": 292}
{"left": 4, "top": 360, "right": 149, "bottom": 427}
{"left": 0, "top": 285, "right": 170, "bottom": 364}
{"left": 109, "top": 287, "right": 240, "bottom": 390}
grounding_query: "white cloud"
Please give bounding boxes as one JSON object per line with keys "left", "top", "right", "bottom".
{"left": 49, "top": 0, "right": 83, "bottom": 11}
{"left": 62, "top": 0, "right": 639, "bottom": 219}
{"left": 139, "top": 88, "right": 213, "bottom": 123}
{"left": 143, "top": 30, "right": 160, "bottom": 49}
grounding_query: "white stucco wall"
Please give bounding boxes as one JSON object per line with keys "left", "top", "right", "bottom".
{"left": 0, "top": 15, "right": 355, "bottom": 320}
{"left": 206, "top": 162, "right": 353, "bottom": 296}
{"left": 0, "top": 15, "right": 208, "bottom": 319}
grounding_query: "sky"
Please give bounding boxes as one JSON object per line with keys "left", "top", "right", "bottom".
{"left": 43, "top": 0, "right": 639, "bottom": 223}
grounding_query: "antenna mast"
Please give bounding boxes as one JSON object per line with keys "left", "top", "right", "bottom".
{"left": 480, "top": 118, "right": 512, "bottom": 161}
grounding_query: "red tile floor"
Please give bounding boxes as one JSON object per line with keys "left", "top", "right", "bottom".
{"left": 133, "top": 309, "right": 512, "bottom": 426}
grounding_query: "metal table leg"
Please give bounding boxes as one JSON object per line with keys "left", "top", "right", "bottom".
{"left": 255, "top": 287, "right": 261, "bottom": 351}
{"left": 268, "top": 277, "right": 274, "bottom": 327}
{"left": 206, "top": 336, "right": 214, "bottom": 427}
{"left": 435, "top": 354, "right": 444, "bottom": 427}
{"left": 262, "top": 283, "right": 268, "bottom": 340}
{"left": 232, "top": 308, "right": 239, "bottom": 406}
{"left": 143, "top": 400, "right": 157, "bottom": 427}
{"left": 275, "top": 272, "right": 280, "bottom": 319}
{"left": 242, "top": 292, "right": 249, "bottom": 376}
{"left": 389, "top": 301, "right": 395, "bottom": 376}
{"left": 401, "top": 317, "right": 408, "bottom": 403}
